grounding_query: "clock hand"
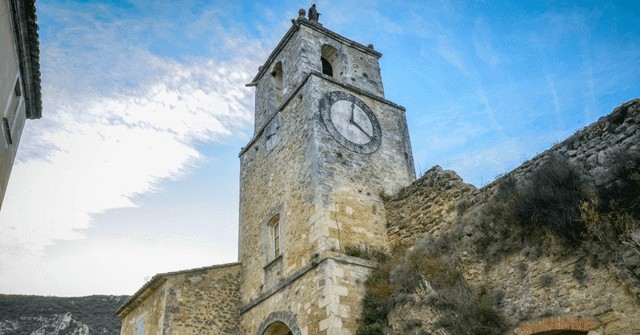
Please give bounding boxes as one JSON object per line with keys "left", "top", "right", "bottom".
{"left": 349, "top": 102, "right": 355, "bottom": 123}
{"left": 353, "top": 122, "right": 371, "bottom": 139}
{"left": 348, "top": 102, "right": 371, "bottom": 139}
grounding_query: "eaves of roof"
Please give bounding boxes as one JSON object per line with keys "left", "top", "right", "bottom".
{"left": 116, "top": 262, "right": 241, "bottom": 317}
{"left": 9, "top": 0, "right": 42, "bottom": 119}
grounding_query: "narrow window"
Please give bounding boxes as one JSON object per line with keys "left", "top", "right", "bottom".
{"left": 268, "top": 215, "right": 281, "bottom": 259}
{"left": 3, "top": 118, "right": 12, "bottom": 145}
{"left": 272, "top": 62, "right": 283, "bottom": 105}
{"left": 321, "top": 44, "right": 340, "bottom": 78}
{"left": 14, "top": 78, "right": 21, "bottom": 96}
{"left": 135, "top": 317, "right": 144, "bottom": 335}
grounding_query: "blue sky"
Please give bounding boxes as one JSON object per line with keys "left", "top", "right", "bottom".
{"left": 0, "top": 0, "right": 638, "bottom": 296}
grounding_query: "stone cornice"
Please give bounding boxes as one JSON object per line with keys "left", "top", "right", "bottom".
{"left": 240, "top": 253, "right": 377, "bottom": 315}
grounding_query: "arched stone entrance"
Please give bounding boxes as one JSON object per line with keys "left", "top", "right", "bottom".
{"left": 510, "top": 316, "right": 598, "bottom": 335}
{"left": 534, "top": 331, "right": 587, "bottom": 335}
{"left": 262, "top": 321, "right": 292, "bottom": 335}
{"left": 256, "top": 311, "right": 302, "bottom": 335}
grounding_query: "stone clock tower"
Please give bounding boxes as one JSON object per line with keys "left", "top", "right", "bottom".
{"left": 238, "top": 9, "right": 415, "bottom": 335}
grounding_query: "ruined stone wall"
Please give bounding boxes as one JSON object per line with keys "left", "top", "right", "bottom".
{"left": 385, "top": 165, "right": 479, "bottom": 247}
{"left": 163, "top": 263, "right": 241, "bottom": 335}
{"left": 384, "top": 99, "right": 640, "bottom": 333}
{"left": 387, "top": 99, "right": 640, "bottom": 247}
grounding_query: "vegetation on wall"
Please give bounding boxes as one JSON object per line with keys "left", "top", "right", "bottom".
{"left": 357, "top": 146, "right": 640, "bottom": 334}
{"left": 475, "top": 152, "right": 640, "bottom": 263}
{"left": 356, "top": 234, "right": 508, "bottom": 335}
{"left": 596, "top": 147, "right": 640, "bottom": 218}
{"left": 515, "top": 154, "right": 588, "bottom": 243}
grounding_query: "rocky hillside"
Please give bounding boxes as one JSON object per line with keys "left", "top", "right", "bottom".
{"left": 0, "top": 295, "right": 128, "bottom": 335}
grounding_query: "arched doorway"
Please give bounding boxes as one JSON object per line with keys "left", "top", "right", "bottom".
{"left": 262, "top": 321, "right": 292, "bottom": 335}
{"left": 534, "top": 331, "right": 587, "bottom": 335}
{"left": 511, "top": 316, "right": 598, "bottom": 335}
{"left": 256, "top": 311, "right": 301, "bottom": 335}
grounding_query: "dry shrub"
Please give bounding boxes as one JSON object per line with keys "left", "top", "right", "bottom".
{"left": 597, "top": 147, "right": 640, "bottom": 218}
{"left": 357, "top": 258, "right": 393, "bottom": 335}
{"left": 516, "top": 154, "right": 588, "bottom": 244}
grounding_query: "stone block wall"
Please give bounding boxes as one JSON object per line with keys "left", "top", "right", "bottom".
{"left": 313, "top": 76, "right": 415, "bottom": 256}
{"left": 385, "top": 165, "right": 478, "bottom": 247}
{"left": 119, "top": 281, "right": 168, "bottom": 335}
{"left": 118, "top": 263, "right": 241, "bottom": 335}
{"left": 239, "top": 73, "right": 414, "bottom": 309}
{"left": 163, "top": 263, "right": 241, "bottom": 335}
{"left": 240, "top": 255, "right": 375, "bottom": 335}
{"left": 239, "top": 75, "right": 318, "bottom": 305}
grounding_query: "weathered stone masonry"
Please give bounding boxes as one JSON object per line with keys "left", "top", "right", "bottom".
{"left": 385, "top": 99, "right": 640, "bottom": 334}
{"left": 117, "top": 263, "right": 241, "bottom": 335}
{"left": 117, "top": 6, "right": 640, "bottom": 334}
{"left": 238, "top": 14, "right": 414, "bottom": 335}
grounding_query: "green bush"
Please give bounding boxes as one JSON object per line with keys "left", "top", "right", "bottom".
{"left": 516, "top": 154, "right": 588, "bottom": 243}
{"left": 356, "top": 260, "right": 393, "bottom": 335}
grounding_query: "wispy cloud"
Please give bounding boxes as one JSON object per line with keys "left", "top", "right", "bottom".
{"left": 443, "top": 130, "right": 569, "bottom": 186}
{"left": 476, "top": 87, "right": 501, "bottom": 132}
{"left": 472, "top": 17, "right": 501, "bottom": 69}
{"left": 545, "top": 73, "right": 564, "bottom": 131}
{"left": 0, "top": 55, "right": 255, "bottom": 252}
{"left": 0, "top": 2, "right": 261, "bottom": 259}
{"left": 435, "top": 35, "right": 468, "bottom": 73}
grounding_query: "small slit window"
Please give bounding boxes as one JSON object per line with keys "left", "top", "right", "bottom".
{"left": 321, "top": 44, "right": 340, "bottom": 78}
{"left": 3, "top": 118, "right": 12, "bottom": 145}
{"left": 14, "top": 78, "right": 21, "bottom": 97}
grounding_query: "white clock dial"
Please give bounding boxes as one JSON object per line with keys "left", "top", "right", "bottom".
{"left": 330, "top": 100, "right": 374, "bottom": 145}
{"left": 319, "top": 91, "right": 381, "bottom": 154}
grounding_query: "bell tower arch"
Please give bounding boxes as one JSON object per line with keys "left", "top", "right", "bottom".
{"left": 239, "top": 7, "right": 415, "bottom": 334}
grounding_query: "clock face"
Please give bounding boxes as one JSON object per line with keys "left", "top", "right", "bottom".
{"left": 320, "top": 91, "right": 381, "bottom": 153}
